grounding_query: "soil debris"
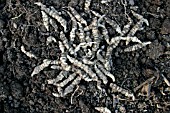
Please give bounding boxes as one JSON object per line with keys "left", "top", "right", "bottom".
{"left": 0, "top": 0, "right": 170, "bottom": 112}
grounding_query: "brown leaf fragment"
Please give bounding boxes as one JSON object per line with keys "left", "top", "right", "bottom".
{"left": 141, "top": 83, "right": 152, "bottom": 97}
{"left": 161, "top": 18, "right": 170, "bottom": 34}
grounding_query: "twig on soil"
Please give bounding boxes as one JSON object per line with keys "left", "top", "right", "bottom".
{"left": 161, "top": 74, "right": 170, "bottom": 87}
{"left": 68, "top": 6, "right": 87, "bottom": 26}
{"left": 11, "top": 13, "right": 23, "bottom": 20}
{"left": 110, "top": 83, "right": 135, "bottom": 100}
{"left": 95, "top": 107, "right": 111, "bottom": 113}
{"left": 47, "top": 71, "right": 68, "bottom": 85}
{"left": 41, "top": 11, "right": 49, "bottom": 31}
{"left": 124, "top": 41, "right": 151, "bottom": 52}
{"left": 84, "top": 0, "right": 92, "bottom": 12}
{"left": 31, "top": 2, "right": 151, "bottom": 105}
{"left": 21, "top": 45, "right": 37, "bottom": 59}
{"left": 71, "top": 85, "right": 79, "bottom": 104}
{"left": 35, "top": 2, "right": 68, "bottom": 32}
{"left": 63, "top": 9, "right": 77, "bottom": 43}
{"left": 46, "top": 36, "right": 57, "bottom": 45}
{"left": 31, "top": 59, "right": 60, "bottom": 77}
{"left": 121, "top": 0, "right": 127, "bottom": 15}
{"left": 94, "top": 64, "right": 108, "bottom": 85}
{"left": 134, "top": 76, "right": 155, "bottom": 92}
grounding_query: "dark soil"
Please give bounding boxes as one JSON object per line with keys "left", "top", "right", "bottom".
{"left": 0, "top": 0, "right": 170, "bottom": 113}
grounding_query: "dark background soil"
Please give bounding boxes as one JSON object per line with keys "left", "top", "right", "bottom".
{"left": 0, "top": 0, "right": 170, "bottom": 113}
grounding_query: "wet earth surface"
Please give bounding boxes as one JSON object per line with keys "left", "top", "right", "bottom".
{"left": 0, "top": 0, "right": 170, "bottom": 113}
